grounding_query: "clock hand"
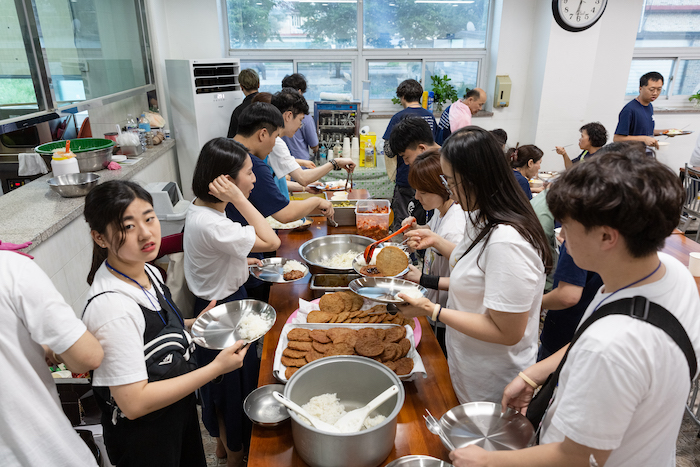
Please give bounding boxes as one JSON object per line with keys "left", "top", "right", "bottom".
{"left": 576, "top": 0, "right": 583, "bottom": 15}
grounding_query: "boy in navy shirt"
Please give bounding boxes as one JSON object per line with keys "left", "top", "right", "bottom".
{"left": 613, "top": 71, "right": 668, "bottom": 150}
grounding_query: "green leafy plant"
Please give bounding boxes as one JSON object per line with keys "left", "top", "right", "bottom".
{"left": 430, "top": 75, "right": 459, "bottom": 112}
{"left": 391, "top": 97, "right": 401, "bottom": 105}
{"left": 689, "top": 92, "right": 700, "bottom": 107}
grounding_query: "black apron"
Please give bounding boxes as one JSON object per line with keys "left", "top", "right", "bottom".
{"left": 83, "top": 269, "right": 205, "bottom": 467}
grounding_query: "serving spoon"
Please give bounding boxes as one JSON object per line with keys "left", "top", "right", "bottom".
{"left": 363, "top": 223, "right": 412, "bottom": 264}
{"left": 333, "top": 385, "right": 399, "bottom": 433}
{"left": 272, "top": 392, "right": 340, "bottom": 433}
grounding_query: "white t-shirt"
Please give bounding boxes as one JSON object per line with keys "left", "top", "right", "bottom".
{"left": 82, "top": 263, "right": 170, "bottom": 387}
{"left": 269, "top": 137, "right": 301, "bottom": 179}
{"left": 0, "top": 251, "right": 97, "bottom": 467}
{"left": 424, "top": 203, "right": 466, "bottom": 306}
{"left": 542, "top": 252, "right": 700, "bottom": 467}
{"left": 446, "top": 218, "right": 545, "bottom": 403}
{"left": 183, "top": 203, "right": 256, "bottom": 301}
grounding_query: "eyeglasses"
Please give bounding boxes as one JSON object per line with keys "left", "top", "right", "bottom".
{"left": 299, "top": 121, "right": 304, "bottom": 129}
{"left": 440, "top": 174, "right": 462, "bottom": 197}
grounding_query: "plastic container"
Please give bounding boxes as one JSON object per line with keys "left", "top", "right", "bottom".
{"left": 125, "top": 114, "right": 138, "bottom": 132}
{"left": 355, "top": 199, "right": 390, "bottom": 240}
{"left": 51, "top": 156, "right": 80, "bottom": 177}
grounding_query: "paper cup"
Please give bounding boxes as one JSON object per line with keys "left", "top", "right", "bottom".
{"left": 689, "top": 252, "right": 700, "bottom": 277}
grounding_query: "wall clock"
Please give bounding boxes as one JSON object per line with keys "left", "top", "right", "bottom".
{"left": 552, "top": 0, "right": 608, "bottom": 32}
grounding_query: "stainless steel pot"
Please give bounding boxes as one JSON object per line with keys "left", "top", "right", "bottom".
{"left": 284, "top": 356, "right": 405, "bottom": 467}
{"left": 298, "top": 234, "right": 376, "bottom": 274}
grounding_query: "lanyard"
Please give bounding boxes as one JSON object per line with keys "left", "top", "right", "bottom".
{"left": 105, "top": 261, "right": 173, "bottom": 326}
{"left": 592, "top": 260, "right": 662, "bottom": 313}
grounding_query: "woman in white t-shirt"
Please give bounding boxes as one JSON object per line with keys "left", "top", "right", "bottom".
{"left": 82, "top": 180, "right": 249, "bottom": 467}
{"left": 184, "top": 137, "right": 280, "bottom": 467}
{"left": 399, "top": 127, "right": 552, "bottom": 404}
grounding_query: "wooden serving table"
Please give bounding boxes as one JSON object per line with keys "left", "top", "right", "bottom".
{"left": 248, "top": 189, "right": 459, "bottom": 466}
{"left": 663, "top": 230, "right": 700, "bottom": 292}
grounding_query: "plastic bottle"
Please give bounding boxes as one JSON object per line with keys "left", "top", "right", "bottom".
{"left": 125, "top": 114, "right": 138, "bottom": 132}
{"left": 138, "top": 113, "right": 151, "bottom": 132}
{"left": 319, "top": 144, "right": 327, "bottom": 164}
{"left": 364, "top": 139, "right": 375, "bottom": 168}
{"left": 51, "top": 141, "right": 80, "bottom": 176}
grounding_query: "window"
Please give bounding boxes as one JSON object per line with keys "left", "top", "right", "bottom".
{"left": 0, "top": 0, "right": 153, "bottom": 124}
{"left": 627, "top": 1, "right": 700, "bottom": 103}
{"left": 226, "top": 0, "right": 492, "bottom": 111}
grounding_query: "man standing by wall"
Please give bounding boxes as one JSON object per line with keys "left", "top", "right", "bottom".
{"left": 613, "top": 71, "right": 668, "bottom": 150}
{"left": 436, "top": 88, "right": 487, "bottom": 144}
{"left": 383, "top": 79, "right": 437, "bottom": 231}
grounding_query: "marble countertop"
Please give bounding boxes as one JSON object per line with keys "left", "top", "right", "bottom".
{"left": 0, "top": 139, "right": 176, "bottom": 252}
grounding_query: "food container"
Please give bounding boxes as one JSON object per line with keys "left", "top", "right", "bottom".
{"left": 284, "top": 356, "right": 405, "bottom": 467}
{"left": 290, "top": 191, "right": 328, "bottom": 216}
{"left": 309, "top": 274, "right": 361, "bottom": 298}
{"left": 47, "top": 172, "right": 100, "bottom": 198}
{"left": 331, "top": 200, "right": 358, "bottom": 226}
{"left": 119, "top": 144, "right": 145, "bottom": 157}
{"left": 356, "top": 200, "right": 390, "bottom": 240}
{"left": 299, "top": 234, "right": 376, "bottom": 274}
{"left": 36, "top": 139, "right": 115, "bottom": 172}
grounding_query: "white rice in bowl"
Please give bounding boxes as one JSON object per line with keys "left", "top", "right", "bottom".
{"left": 318, "top": 251, "right": 359, "bottom": 269}
{"left": 282, "top": 260, "right": 306, "bottom": 274}
{"left": 298, "top": 393, "right": 387, "bottom": 433}
{"left": 237, "top": 313, "right": 272, "bottom": 341}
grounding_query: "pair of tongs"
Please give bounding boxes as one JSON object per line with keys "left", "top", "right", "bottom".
{"left": 344, "top": 169, "right": 353, "bottom": 192}
{"left": 363, "top": 223, "right": 412, "bottom": 264}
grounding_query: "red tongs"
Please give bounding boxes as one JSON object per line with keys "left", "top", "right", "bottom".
{"left": 363, "top": 223, "right": 412, "bottom": 264}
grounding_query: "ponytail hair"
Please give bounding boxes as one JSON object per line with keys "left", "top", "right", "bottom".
{"left": 507, "top": 144, "right": 543, "bottom": 169}
{"left": 84, "top": 180, "right": 154, "bottom": 285}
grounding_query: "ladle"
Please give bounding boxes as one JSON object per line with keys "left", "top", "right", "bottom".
{"left": 333, "top": 385, "right": 399, "bottom": 433}
{"left": 363, "top": 223, "right": 412, "bottom": 264}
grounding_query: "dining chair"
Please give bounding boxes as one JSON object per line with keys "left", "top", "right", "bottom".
{"left": 678, "top": 164, "right": 700, "bottom": 242}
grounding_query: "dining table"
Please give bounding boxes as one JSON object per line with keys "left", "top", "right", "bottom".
{"left": 247, "top": 211, "right": 700, "bottom": 466}
{"left": 247, "top": 189, "right": 460, "bottom": 466}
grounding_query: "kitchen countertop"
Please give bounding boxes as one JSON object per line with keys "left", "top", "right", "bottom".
{"left": 0, "top": 140, "right": 176, "bottom": 252}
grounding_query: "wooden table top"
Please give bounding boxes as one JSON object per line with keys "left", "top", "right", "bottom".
{"left": 248, "top": 220, "right": 700, "bottom": 466}
{"left": 248, "top": 213, "right": 459, "bottom": 466}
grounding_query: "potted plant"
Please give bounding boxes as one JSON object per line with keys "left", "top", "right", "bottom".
{"left": 689, "top": 92, "right": 700, "bottom": 108}
{"left": 430, "top": 75, "right": 459, "bottom": 113}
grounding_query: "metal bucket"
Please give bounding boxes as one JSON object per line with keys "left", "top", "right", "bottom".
{"left": 284, "top": 356, "right": 405, "bottom": 467}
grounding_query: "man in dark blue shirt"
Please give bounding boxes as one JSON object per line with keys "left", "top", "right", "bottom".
{"left": 613, "top": 71, "right": 668, "bottom": 150}
{"left": 537, "top": 243, "right": 603, "bottom": 361}
{"left": 383, "top": 79, "right": 437, "bottom": 231}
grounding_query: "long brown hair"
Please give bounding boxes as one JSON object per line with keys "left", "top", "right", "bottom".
{"left": 408, "top": 149, "right": 450, "bottom": 201}
{"left": 84, "top": 180, "right": 154, "bottom": 285}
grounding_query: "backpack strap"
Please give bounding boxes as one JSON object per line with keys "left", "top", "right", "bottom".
{"left": 81, "top": 291, "right": 117, "bottom": 318}
{"left": 527, "top": 296, "right": 697, "bottom": 431}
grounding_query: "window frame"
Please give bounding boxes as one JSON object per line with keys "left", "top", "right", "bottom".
{"left": 223, "top": 0, "right": 494, "bottom": 113}
{"left": 629, "top": 47, "right": 700, "bottom": 106}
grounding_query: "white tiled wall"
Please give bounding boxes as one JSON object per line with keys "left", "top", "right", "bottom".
{"left": 31, "top": 149, "right": 180, "bottom": 316}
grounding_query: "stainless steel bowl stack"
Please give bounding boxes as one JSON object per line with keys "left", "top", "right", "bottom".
{"left": 47, "top": 173, "right": 100, "bottom": 198}
{"left": 284, "top": 356, "right": 405, "bottom": 467}
{"left": 298, "top": 234, "right": 376, "bottom": 274}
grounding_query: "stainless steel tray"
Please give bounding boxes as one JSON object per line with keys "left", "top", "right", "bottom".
{"left": 439, "top": 402, "right": 534, "bottom": 451}
{"left": 191, "top": 299, "right": 276, "bottom": 349}
{"left": 309, "top": 274, "right": 361, "bottom": 295}
{"left": 386, "top": 456, "right": 452, "bottom": 467}
{"left": 249, "top": 258, "right": 308, "bottom": 283}
{"left": 349, "top": 277, "right": 427, "bottom": 304}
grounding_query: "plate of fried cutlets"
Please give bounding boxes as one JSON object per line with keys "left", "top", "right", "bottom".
{"left": 273, "top": 322, "right": 427, "bottom": 383}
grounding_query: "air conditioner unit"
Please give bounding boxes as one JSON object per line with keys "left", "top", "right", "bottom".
{"left": 165, "top": 58, "right": 243, "bottom": 199}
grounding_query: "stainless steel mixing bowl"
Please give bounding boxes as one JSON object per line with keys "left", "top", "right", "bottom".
{"left": 244, "top": 384, "right": 290, "bottom": 427}
{"left": 47, "top": 172, "right": 100, "bottom": 198}
{"left": 298, "top": 234, "right": 376, "bottom": 274}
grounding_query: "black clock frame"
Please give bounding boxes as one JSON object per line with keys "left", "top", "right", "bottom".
{"left": 552, "top": 0, "right": 608, "bottom": 33}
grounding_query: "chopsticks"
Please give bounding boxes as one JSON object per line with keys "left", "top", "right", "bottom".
{"left": 551, "top": 143, "right": 576, "bottom": 152}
